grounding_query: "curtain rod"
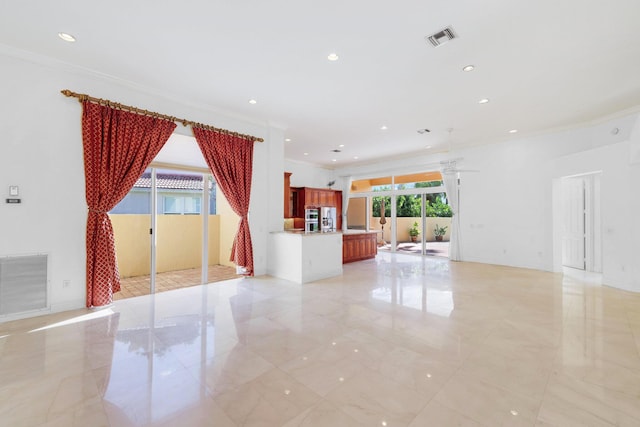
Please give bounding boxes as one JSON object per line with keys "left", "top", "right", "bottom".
{"left": 60, "top": 89, "right": 264, "bottom": 143}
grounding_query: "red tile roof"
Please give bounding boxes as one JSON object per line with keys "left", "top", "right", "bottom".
{"left": 134, "top": 173, "right": 210, "bottom": 190}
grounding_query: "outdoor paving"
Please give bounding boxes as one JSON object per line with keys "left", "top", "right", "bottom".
{"left": 115, "top": 264, "right": 240, "bottom": 300}
{"left": 379, "top": 241, "right": 449, "bottom": 257}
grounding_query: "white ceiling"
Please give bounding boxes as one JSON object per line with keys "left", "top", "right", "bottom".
{"left": 2, "top": 0, "right": 640, "bottom": 168}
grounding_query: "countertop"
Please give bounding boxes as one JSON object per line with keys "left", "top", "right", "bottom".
{"left": 342, "top": 229, "right": 381, "bottom": 235}
{"left": 276, "top": 230, "right": 341, "bottom": 236}
{"left": 276, "top": 229, "right": 381, "bottom": 236}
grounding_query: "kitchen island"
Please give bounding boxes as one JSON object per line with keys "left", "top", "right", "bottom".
{"left": 268, "top": 231, "right": 343, "bottom": 284}
{"left": 342, "top": 230, "right": 379, "bottom": 263}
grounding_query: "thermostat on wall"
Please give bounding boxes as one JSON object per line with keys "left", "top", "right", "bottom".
{"left": 6, "top": 185, "right": 20, "bottom": 203}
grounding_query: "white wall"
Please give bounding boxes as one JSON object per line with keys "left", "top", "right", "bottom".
{"left": 550, "top": 141, "right": 635, "bottom": 290}
{"left": 0, "top": 47, "right": 283, "bottom": 319}
{"left": 334, "top": 112, "right": 640, "bottom": 292}
{"left": 284, "top": 159, "right": 335, "bottom": 189}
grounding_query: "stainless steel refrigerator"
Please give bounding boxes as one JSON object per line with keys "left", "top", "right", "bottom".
{"left": 320, "top": 207, "right": 337, "bottom": 232}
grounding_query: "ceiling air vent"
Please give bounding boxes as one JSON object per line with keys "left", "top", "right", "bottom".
{"left": 425, "top": 26, "right": 457, "bottom": 47}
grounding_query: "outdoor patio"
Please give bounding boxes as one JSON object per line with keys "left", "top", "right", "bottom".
{"left": 115, "top": 264, "right": 240, "bottom": 300}
{"left": 379, "top": 241, "right": 449, "bottom": 257}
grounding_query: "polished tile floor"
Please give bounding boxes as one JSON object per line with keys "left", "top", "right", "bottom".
{"left": 1, "top": 253, "right": 639, "bottom": 426}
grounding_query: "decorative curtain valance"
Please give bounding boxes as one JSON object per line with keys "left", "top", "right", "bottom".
{"left": 193, "top": 127, "right": 255, "bottom": 276}
{"left": 82, "top": 101, "right": 176, "bottom": 307}
{"left": 62, "top": 89, "right": 263, "bottom": 142}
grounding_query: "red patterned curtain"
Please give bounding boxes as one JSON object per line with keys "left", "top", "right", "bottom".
{"left": 192, "top": 127, "right": 255, "bottom": 276}
{"left": 82, "top": 101, "right": 176, "bottom": 307}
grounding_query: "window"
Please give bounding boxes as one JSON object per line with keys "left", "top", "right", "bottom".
{"left": 163, "top": 196, "right": 201, "bottom": 214}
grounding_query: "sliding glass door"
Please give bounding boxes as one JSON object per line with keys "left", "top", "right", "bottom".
{"left": 155, "top": 168, "right": 207, "bottom": 291}
{"left": 347, "top": 172, "right": 451, "bottom": 258}
{"left": 394, "top": 192, "right": 424, "bottom": 255}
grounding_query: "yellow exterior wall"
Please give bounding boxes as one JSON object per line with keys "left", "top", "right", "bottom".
{"left": 156, "top": 215, "right": 201, "bottom": 273}
{"left": 111, "top": 214, "right": 221, "bottom": 278}
{"left": 111, "top": 215, "right": 151, "bottom": 277}
{"left": 208, "top": 216, "right": 221, "bottom": 266}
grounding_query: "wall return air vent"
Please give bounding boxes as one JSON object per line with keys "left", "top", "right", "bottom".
{"left": 425, "top": 26, "right": 457, "bottom": 47}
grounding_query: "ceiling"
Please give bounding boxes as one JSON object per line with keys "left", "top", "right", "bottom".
{"left": 2, "top": 0, "right": 640, "bottom": 168}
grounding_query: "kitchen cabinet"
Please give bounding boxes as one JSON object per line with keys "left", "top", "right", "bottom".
{"left": 290, "top": 187, "right": 302, "bottom": 217}
{"left": 302, "top": 187, "right": 339, "bottom": 208}
{"left": 334, "top": 191, "right": 342, "bottom": 230}
{"left": 288, "top": 186, "right": 342, "bottom": 229}
{"left": 284, "top": 172, "right": 292, "bottom": 218}
{"left": 342, "top": 232, "right": 378, "bottom": 263}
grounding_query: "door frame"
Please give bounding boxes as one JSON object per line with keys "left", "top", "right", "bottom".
{"left": 555, "top": 172, "right": 602, "bottom": 273}
{"left": 348, "top": 179, "right": 447, "bottom": 256}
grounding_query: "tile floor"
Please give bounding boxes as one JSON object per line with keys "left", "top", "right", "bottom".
{"left": 1, "top": 253, "right": 639, "bottom": 426}
{"left": 115, "top": 265, "right": 240, "bottom": 300}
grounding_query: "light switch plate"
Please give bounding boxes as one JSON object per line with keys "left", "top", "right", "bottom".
{"left": 9, "top": 186, "right": 18, "bottom": 196}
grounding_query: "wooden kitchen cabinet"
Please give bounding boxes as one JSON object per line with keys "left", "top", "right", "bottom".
{"left": 289, "top": 187, "right": 342, "bottom": 228}
{"left": 302, "top": 187, "right": 338, "bottom": 207}
{"left": 342, "top": 232, "right": 378, "bottom": 263}
{"left": 284, "top": 172, "right": 292, "bottom": 218}
{"left": 335, "top": 191, "right": 342, "bottom": 230}
{"left": 306, "top": 188, "right": 322, "bottom": 206}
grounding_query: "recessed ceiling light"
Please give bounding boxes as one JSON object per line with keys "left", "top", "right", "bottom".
{"left": 332, "top": 159, "right": 337, "bottom": 162}
{"left": 380, "top": 125, "right": 388, "bottom": 130}
{"left": 58, "top": 32, "right": 76, "bottom": 42}
{"left": 248, "top": 99, "right": 257, "bottom": 105}
{"left": 303, "top": 152, "right": 309, "bottom": 156}
{"left": 285, "top": 138, "right": 291, "bottom": 142}
{"left": 327, "top": 53, "right": 339, "bottom": 61}
{"left": 338, "top": 144, "right": 345, "bottom": 148}
{"left": 462, "top": 65, "right": 475, "bottom": 72}
{"left": 353, "top": 156, "right": 359, "bottom": 159}
{"left": 426, "top": 145, "right": 432, "bottom": 149}
{"left": 478, "top": 98, "right": 490, "bottom": 104}
{"left": 509, "top": 129, "right": 518, "bottom": 134}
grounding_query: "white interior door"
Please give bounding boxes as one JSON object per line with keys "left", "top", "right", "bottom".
{"left": 562, "top": 178, "right": 585, "bottom": 270}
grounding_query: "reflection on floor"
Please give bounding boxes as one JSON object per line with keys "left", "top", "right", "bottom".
{"left": 1, "top": 252, "right": 639, "bottom": 426}
{"left": 379, "top": 241, "right": 449, "bottom": 257}
{"left": 115, "top": 265, "right": 240, "bottom": 300}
